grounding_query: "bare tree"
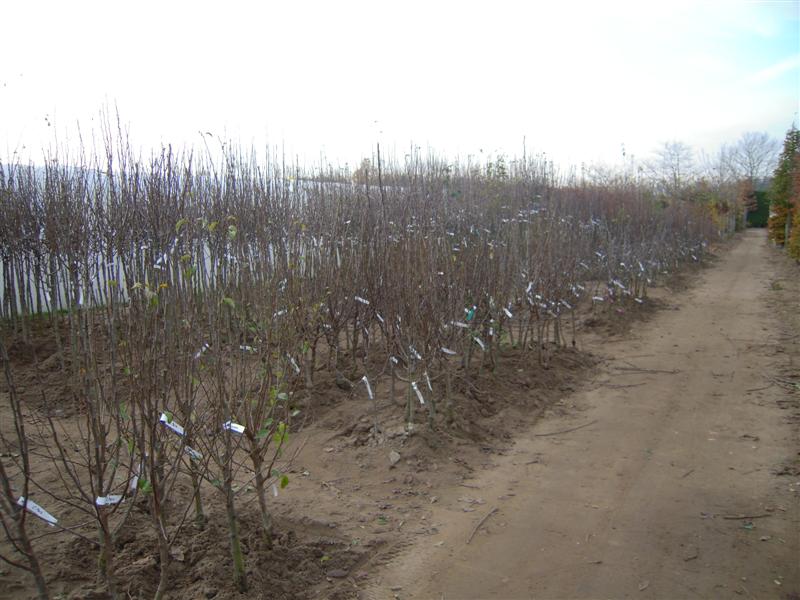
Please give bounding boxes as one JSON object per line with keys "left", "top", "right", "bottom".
{"left": 731, "top": 132, "right": 780, "bottom": 185}
{"left": 647, "top": 141, "right": 695, "bottom": 198}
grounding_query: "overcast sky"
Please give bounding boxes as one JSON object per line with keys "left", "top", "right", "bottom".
{"left": 1, "top": 0, "right": 798, "bottom": 169}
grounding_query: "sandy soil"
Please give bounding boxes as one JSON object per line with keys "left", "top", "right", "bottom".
{"left": 363, "top": 229, "right": 800, "bottom": 600}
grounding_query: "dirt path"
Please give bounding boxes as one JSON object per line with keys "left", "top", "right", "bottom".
{"left": 366, "top": 229, "right": 800, "bottom": 599}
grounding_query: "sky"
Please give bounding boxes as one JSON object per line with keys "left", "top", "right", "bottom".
{"left": 1, "top": 0, "right": 798, "bottom": 170}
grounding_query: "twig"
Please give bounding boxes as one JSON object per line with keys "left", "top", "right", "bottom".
{"left": 721, "top": 513, "right": 772, "bottom": 520}
{"left": 745, "top": 383, "right": 774, "bottom": 393}
{"left": 614, "top": 366, "right": 679, "bottom": 375}
{"left": 602, "top": 382, "right": 646, "bottom": 389}
{"left": 466, "top": 507, "right": 498, "bottom": 544}
{"left": 681, "top": 468, "right": 695, "bottom": 479}
{"left": 534, "top": 420, "right": 598, "bottom": 437}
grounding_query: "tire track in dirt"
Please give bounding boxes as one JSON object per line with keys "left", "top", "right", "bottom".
{"left": 364, "top": 229, "right": 799, "bottom": 599}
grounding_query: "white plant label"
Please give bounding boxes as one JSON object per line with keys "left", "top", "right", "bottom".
{"left": 95, "top": 494, "right": 123, "bottom": 506}
{"left": 376, "top": 312, "right": 385, "bottom": 324}
{"left": 272, "top": 483, "right": 278, "bottom": 497}
{"left": 223, "top": 420, "right": 245, "bottom": 434}
{"left": 441, "top": 347, "right": 457, "bottom": 356}
{"left": 17, "top": 497, "right": 57, "bottom": 526}
{"left": 451, "top": 321, "right": 469, "bottom": 329}
{"left": 503, "top": 308, "right": 513, "bottom": 318}
{"left": 473, "top": 337, "right": 485, "bottom": 351}
{"left": 354, "top": 295, "right": 370, "bottom": 305}
{"left": 185, "top": 446, "right": 203, "bottom": 460}
{"left": 592, "top": 296, "right": 605, "bottom": 302}
{"left": 194, "top": 343, "right": 210, "bottom": 360}
{"left": 160, "top": 413, "right": 185, "bottom": 436}
{"left": 361, "top": 376, "right": 374, "bottom": 400}
{"left": 411, "top": 381, "right": 425, "bottom": 405}
{"left": 239, "top": 345, "right": 256, "bottom": 353}
{"left": 289, "top": 356, "right": 300, "bottom": 374}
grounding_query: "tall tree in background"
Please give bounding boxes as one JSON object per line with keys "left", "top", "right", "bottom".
{"left": 648, "top": 141, "right": 695, "bottom": 199}
{"left": 786, "top": 154, "right": 800, "bottom": 260}
{"left": 732, "top": 132, "right": 781, "bottom": 185}
{"left": 768, "top": 125, "right": 799, "bottom": 246}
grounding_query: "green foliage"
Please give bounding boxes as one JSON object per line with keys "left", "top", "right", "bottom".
{"left": 768, "top": 125, "right": 800, "bottom": 244}
{"left": 746, "top": 191, "right": 769, "bottom": 228}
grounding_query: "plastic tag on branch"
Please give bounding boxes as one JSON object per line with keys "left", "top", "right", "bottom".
{"left": 289, "top": 356, "right": 300, "bottom": 374}
{"left": 240, "top": 345, "right": 256, "bottom": 353}
{"left": 560, "top": 300, "right": 572, "bottom": 310}
{"left": 424, "top": 371, "right": 433, "bottom": 392}
{"left": 361, "top": 376, "right": 374, "bottom": 400}
{"left": 95, "top": 495, "right": 123, "bottom": 507}
{"left": 16, "top": 497, "right": 57, "bottom": 527}
{"left": 592, "top": 296, "right": 605, "bottom": 302}
{"left": 223, "top": 421, "right": 245, "bottom": 434}
{"left": 272, "top": 483, "right": 279, "bottom": 497}
{"left": 390, "top": 356, "right": 399, "bottom": 365}
{"left": 160, "top": 413, "right": 185, "bottom": 436}
{"left": 355, "top": 296, "right": 370, "bottom": 305}
{"left": 185, "top": 446, "right": 203, "bottom": 461}
{"left": 503, "top": 307, "right": 513, "bottom": 319}
{"left": 194, "top": 343, "right": 210, "bottom": 360}
{"left": 409, "top": 346, "right": 422, "bottom": 361}
{"left": 473, "top": 337, "right": 485, "bottom": 351}
{"left": 441, "top": 347, "right": 457, "bottom": 356}
{"left": 130, "top": 461, "right": 142, "bottom": 491}
{"left": 450, "top": 321, "right": 469, "bottom": 329}
{"left": 376, "top": 312, "right": 385, "bottom": 324}
{"left": 411, "top": 381, "right": 425, "bottom": 405}
{"left": 634, "top": 298, "right": 644, "bottom": 304}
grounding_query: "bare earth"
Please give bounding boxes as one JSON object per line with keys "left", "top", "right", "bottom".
{"left": 365, "top": 229, "right": 800, "bottom": 599}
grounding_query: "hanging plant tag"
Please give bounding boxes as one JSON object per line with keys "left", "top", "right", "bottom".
{"left": 223, "top": 421, "right": 245, "bottom": 434}
{"left": 95, "top": 495, "right": 124, "bottom": 507}
{"left": 17, "top": 497, "right": 57, "bottom": 526}
{"left": 361, "top": 376, "right": 374, "bottom": 400}
{"left": 160, "top": 413, "right": 185, "bottom": 436}
{"left": 411, "top": 381, "right": 425, "bottom": 405}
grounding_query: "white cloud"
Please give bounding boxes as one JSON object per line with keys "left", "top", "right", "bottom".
{"left": 747, "top": 55, "right": 800, "bottom": 85}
